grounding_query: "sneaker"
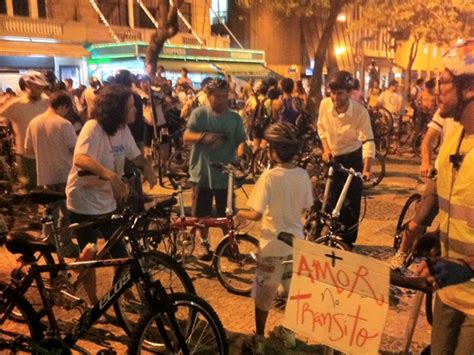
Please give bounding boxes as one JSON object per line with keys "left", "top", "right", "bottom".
{"left": 390, "top": 250, "right": 408, "bottom": 270}
{"left": 243, "top": 333, "right": 265, "bottom": 355}
{"left": 61, "top": 242, "right": 80, "bottom": 258}
{"left": 271, "top": 325, "right": 296, "bottom": 349}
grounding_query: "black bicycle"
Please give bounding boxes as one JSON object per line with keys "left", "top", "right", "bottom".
{"left": 0, "top": 204, "right": 228, "bottom": 354}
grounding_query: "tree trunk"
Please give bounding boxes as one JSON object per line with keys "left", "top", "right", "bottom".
{"left": 405, "top": 36, "right": 420, "bottom": 100}
{"left": 307, "top": 0, "right": 345, "bottom": 123}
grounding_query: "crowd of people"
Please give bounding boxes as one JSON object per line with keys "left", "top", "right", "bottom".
{"left": 0, "top": 37, "right": 473, "bottom": 354}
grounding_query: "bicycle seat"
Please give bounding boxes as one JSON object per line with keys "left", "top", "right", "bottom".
{"left": 5, "top": 231, "right": 55, "bottom": 256}
{"left": 29, "top": 190, "right": 66, "bottom": 205}
{"left": 153, "top": 196, "right": 178, "bottom": 210}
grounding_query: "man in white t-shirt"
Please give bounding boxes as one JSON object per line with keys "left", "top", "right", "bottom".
{"left": 377, "top": 80, "right": 403, "bottom": 117}
{"left": 237, "top": 123, "right": 313, "bottom": 354}
{"left": 25, "top": 91, "right": 79, "bottom": 257}
{"left": 0, "top": 71, "right": 49, "bottom": 191}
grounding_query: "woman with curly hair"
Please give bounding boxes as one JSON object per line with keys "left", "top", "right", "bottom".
{"left": 66, "top": 84, "right": 156, "bottom": 304}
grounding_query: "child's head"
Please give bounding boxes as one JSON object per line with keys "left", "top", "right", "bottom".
{"left": 264, "top": 123, "right": 302, "bottom": 163}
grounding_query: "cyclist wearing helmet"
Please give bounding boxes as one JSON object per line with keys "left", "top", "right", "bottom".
{"left": 415, "top": 39, "right": 474, "bottom": 355}
{"left": 237, "top": 122, "right": 313, "bottom": 354}
{"left": 183, "top": 78, "right": 247, "bottom": 260}
{"left": 0, "top": 71, "right": 49, "bottom": 191}
{"left": 317, "top": 70, "right": 375, "bottom": 248}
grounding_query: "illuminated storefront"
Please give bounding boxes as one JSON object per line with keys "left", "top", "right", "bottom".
{"left": 87, "top": 41, "right": 271, "bottom": 87}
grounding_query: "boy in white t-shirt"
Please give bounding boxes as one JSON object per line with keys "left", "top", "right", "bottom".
{"left": 236, "top": 123, "right": 313, "bottom": 354}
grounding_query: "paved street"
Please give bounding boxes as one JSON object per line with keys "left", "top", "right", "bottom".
{"left": 0, "top": 153, "right": 433, "bottom": 354}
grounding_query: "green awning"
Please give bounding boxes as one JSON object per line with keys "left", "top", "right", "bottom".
{"left": 158, "top": 60, "right": 217, "bottom": 74}
{"left": 212, "top": 63, "right": 271, "bottom": 77}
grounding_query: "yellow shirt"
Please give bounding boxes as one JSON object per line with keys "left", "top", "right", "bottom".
{"left": 437, "top": 127, "right": 474, "bottom": 315}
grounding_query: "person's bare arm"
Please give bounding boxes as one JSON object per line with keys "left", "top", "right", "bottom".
{"left": 237, "top": 208, "right": 262, "bottom": 222}
{"left": 420, "top": 128, "right": 441, "bottom": 177}
{"left": 74, "top": 153, "right": 128, "bottom": 202}
{"left": 320, "top": 137, "right": 332, "bottom": 162}
{"left": 183, "top": 130, "right": 203, "bottom": 144}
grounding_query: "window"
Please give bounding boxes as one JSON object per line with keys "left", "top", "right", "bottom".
{"left": 178, "top": 2, "right": 191, "bottom": 33}
{"left": 210, "top": 0, "right": 228, "bottom": 25}
{"left": 13, "top": 0, "right": 29, "bottom": 16}
{"left": 38, "top": 0, "right": 47, "bottom": 18}
{"left": 0, "top": 0, "right": 6, "bottom": 14}
{"left": 98, "top": 0, "right": 128, "bottom": 27}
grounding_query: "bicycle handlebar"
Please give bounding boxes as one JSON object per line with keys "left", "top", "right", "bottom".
{"left": 326, "top": 161, "right": 365, "bottom": 181}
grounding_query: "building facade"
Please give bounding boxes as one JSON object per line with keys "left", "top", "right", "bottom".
{"left": 0, "top": 0, "right": 235, "bottom": 91}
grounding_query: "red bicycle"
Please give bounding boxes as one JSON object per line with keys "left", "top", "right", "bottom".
{"left": 165, "top": 163, "right": 259, "bottom": 296}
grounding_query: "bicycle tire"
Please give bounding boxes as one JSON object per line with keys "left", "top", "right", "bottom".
{"left": 372, "top": 107, "right": 393, "bottom": 136}
{"left": 213, "top": 233, "right": 259, "bottom": 296}
{"left": 312, "top": 235, "right": 351, "bottom": 251}
{"left": 251, "top": 147, "right": 269, "bottom": 182}
{"left": 0, "top": 282, "right": 43, "bottom": 351}
{"left": 113, "top": 251, "right": 196, "bottom": 337}
{"left": 363, "top": 153, "right": 386, "bottom": 189}
{"left": 377, "top": 135, "right": 390, "bottom": 158}
{"left": 412, "top": 132, "right": 424, "bottom": 157}
{"left": 166, "top": 147, "right": 191, "bottom": 190}
{"left": 236, "top": 146, "right": 252, "bottom": 180}
{"left": 127, "top": 292, "right": 228, "bottom": 354}
{"left": 394, "top": 193, "right": 422, "bottom": 251}
{"left": 399, "top": 120, "right": 414, "bottom": 146}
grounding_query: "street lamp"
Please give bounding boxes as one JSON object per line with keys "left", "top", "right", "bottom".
{"left": 335, "top": 46, "right": 346, "bottom": 56}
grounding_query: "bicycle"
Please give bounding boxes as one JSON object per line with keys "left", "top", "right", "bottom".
{"left": 0, "top": 206, "right": 228, "bottom": 354}
{"left": 164, "top": 163, "right": 259, "bottom": 296}
{"left": 362, "top": 152, "right": 386, "bottom": 189}
{"left": 6, "top": 187, "right": 196, "bottom": 338}
{"left": 304, "top": 162, "right": 366, "bottom": 251}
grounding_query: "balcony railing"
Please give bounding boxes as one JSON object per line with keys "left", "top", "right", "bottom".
{"left": 0, "top": 16, "right": 63, "bottom": 36}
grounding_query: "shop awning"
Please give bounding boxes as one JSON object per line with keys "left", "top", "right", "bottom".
{"left": 213, "top": 63, "right": 271, "bottom": 77}
{"left": 158, "top": 60, "right": 217, "bottom": 74}
{"left": 0, "top": 40, "right": 90, "bottom": 58}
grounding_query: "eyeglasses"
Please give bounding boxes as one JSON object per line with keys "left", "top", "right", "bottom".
{"left": 436, "top": 79, "right": 455, "bottom": 94}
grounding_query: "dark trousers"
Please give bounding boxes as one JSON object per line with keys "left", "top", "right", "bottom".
{"left": 327, "top": 148, "right": 363, "bottom": 247}
{"left": 191, "top": 184, "right": 228, "bottom": 218}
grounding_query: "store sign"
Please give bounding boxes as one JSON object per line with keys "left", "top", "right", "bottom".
{"left": 88, "top": 42, "right": 265, "bottom": 64}
{"left": 284, "top": 239, "right": 389, "bottom": 355}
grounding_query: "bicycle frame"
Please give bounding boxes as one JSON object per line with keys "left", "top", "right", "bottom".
{"left": 1, "top": 216, "right": 191, "bottom": 353}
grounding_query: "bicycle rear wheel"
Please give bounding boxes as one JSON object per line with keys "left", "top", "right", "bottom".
{"left": 114, "top": 251, "right": 196, "bottom": 336}
{"left": 0, "top": 282, "right": 43, "bottom": 352}
{"left": 363, "top": 153, "right": 385, "bottom": 189}
{"left": 394, "top": 193, "right": 421, "bottom": 251}
{"left": 213, "top": 234, "right": 259, "bottom": 296}
{"left": 128, "top": 293, "right": 228, "bottom": 354}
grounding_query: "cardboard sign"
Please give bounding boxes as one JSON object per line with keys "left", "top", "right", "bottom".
{"left": 283, "top": 239, "right": 390, "bottom": 354}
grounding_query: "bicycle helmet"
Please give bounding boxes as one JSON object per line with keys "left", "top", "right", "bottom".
{"left": 442, "top": 38, "right": 474, "bottom": 120}
{"left": 264, "top": 122, "right": 302, "bottom": 161}
{"left": 328, "top": 71, "right": 354, "bottom": 91}
{"left": 204, "top": 78, "right": 229, "bottom": 94}
{"left": 23, "top": 71, "right": 49, "bottom": 87}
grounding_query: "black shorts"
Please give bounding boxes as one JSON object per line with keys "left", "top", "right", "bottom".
{"left": 191, "top": 184, "right": 231, "bottom": 217}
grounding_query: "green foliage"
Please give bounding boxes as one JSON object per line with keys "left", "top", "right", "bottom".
{"left": 354, "top": 0, "right": 473, "bottom": 46}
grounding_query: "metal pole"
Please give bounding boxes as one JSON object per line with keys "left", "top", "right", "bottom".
{"left": 209, "top": 6, "right": 244, "bottom": 49}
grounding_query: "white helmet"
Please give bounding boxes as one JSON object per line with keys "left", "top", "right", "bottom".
{"left": 442, "top": 39, "right": 474, "bottom": 77}
{"left": 442, "top": 39, "right": 474, "bottom": 120}
{"left": 23, "top": 71, "right": 49, "bottom": 87}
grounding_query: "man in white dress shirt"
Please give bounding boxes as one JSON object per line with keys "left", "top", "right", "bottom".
{"left": 317, "top": 71, "right": 376, "bottom": 248}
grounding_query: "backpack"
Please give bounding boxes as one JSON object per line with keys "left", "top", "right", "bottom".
{"left": 251, "top": 95, "right": 271, "bottom": 130}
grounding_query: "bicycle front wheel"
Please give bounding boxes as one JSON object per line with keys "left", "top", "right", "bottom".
{"left": 128, "top": 293, "right": 228, "bottom": 355}
{"left": 312, "top": 235, "right": 351, "bottom": 251}
{"left": 394, "top": 193, "right": 421, "bottom": 251}
{"left": 114, "top": 251, "right": 196, "bottom": 336}
{"left": 0, "top": 282, "right": 43, "bottom": 351}
{"left": 213, "top": 234, "right": 259, "bottom": 296}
